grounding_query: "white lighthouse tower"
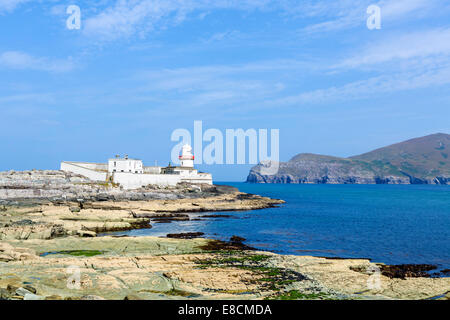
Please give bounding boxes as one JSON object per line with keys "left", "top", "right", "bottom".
{"left": 179, "top": 144, "right": 194, "bottom": 168}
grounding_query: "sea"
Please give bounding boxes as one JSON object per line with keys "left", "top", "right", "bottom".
{"left": 113, "top": 183, "right": 450, "bottom": 272}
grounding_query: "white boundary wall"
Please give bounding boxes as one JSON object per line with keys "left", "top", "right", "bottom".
{"left": 113, "top": 172, "right": 181, "bottom": 189}
{"left": 181, "top": 176, "right": 213, "bottom": 184}
{"left": 68, "top": 162, "right": 108, "bottom": 171}
{"left": 144, "top": 166, "right": 162, "bottom": 174}
{"left": 60, "top": 162, "right": 107, "bottom": 181}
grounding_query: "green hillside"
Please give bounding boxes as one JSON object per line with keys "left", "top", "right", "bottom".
{"left": 247, "top": 133, "right": 450, "bottom": 184}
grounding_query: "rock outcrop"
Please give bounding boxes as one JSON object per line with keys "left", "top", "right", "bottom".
{"left": 0, "top": 237, "right": 448, "bottom": 300}
{"left": 0, "top": 170, "right": 224, "bottom": 203}
{"left": 0, "top": 183, "right": 284, "bottom": 240}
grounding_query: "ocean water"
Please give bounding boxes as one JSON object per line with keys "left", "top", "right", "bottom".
{"left": 115, "top": 183, "right": 450, "bottom": 271}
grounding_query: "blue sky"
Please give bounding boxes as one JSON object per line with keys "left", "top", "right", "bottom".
{"left": 1, "top": 0, "right": 450, "bottom": 181}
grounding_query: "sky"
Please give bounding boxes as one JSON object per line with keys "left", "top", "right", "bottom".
{"left": 1, "top": 0, "right": 450, "bottom": 181}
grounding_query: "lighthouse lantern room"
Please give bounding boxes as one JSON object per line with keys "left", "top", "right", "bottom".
{"left": 179, "top": 144, "right": 195, "bottom": 168}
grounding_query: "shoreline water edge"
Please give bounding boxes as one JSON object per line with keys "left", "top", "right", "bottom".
{"left": 0, "top": 170, "right": 449, "bottom": 300}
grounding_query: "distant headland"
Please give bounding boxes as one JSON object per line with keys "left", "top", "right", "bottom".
{"left": 247, "top": 133, "right": 450, "bottom": 185}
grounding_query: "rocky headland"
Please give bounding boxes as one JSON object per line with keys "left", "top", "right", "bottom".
{"left": 248, "top": 133, "right": 450, "bottom": 184}
{"left": 0, "top": 169, "right": 448, "bottom": 300}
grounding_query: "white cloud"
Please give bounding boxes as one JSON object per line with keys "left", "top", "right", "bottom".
{"left": 298, "top": 0, "right": 446, "bottom": 36}
{"left": 49, "top": 4, "right": 66, "bottom": 16}
{"left": 0, "top": 51, "right": 76, "bottom": 72}
{"left": 267, "top": 24, "right": 450, "bottom": 108}
{"left": 339, "top": 28, "right": 450, "bottom": 69}
{"left": 84, "top": 0, "right": 371, "bottom": 41}
{"left": 202, "top": 30, "right": 242, "bottom": 43}
{"left": 297, "top": 1, "right": 368, "bottom": 35}
{"left": 379, "top": 0, "right": 435, "bottom": 19}
{"left": 134, "top": 59, "right": 308, "bottom": 94}
{"left": 83, "top": 0, "right": 269, "bottom": 40}
{"left": 268, "top": 63, "right": 450, "bottom": 106}
{"left": 0, "top": 0, "right": 31, "bottom": 13}
{"left": 102, "top": 59, "right": 304, "bottom": 111}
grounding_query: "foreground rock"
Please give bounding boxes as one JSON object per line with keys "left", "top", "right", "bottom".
{"left": 0, "top": 236, "right": 448, "bottom": 300}
{"left": 0, "top": 188, "right": 284, "bottom": 240}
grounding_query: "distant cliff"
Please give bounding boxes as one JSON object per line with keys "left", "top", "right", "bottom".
{"left": 247, "top": 133, "right": 450, "bottom": 185}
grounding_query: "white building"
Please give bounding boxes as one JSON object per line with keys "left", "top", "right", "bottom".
{"left": 60, "top": 145, "right": 213, "bottom": 190}
{"left": 108, "top": 155, "right": 143, "bottom": 174}
{"left": 179, "top": 144, "right": 194, "bottom": 168}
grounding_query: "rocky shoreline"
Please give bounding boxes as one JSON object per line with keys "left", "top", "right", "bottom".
{"left": 0, "top": 170, "right": 449, "bottom": 300}
{"left": 1, "top": 235, "right": 449, "bottom": 300}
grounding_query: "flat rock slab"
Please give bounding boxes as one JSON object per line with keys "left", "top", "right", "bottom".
{"left": 0, "top": 237, "right": 449, "bottom": 300}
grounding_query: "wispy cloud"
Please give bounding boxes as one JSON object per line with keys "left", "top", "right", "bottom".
{"left": 128, "top": 60, "right": 296, "bottom": 108}
{"left": 0, "top": 0, "right": 31, "bottom": 13}
{"left": 338, "top": 28, "right": 450, "bottom": 69}
{"left": 379, "top": 0, "right": 438, "bottom": 19}
{"left": 300, "top": 25, "right": 450, "bottom": 106}
{"left": 202, "top": 30, "right": 242, "bottom": 44}
{"left": 0, "top": 51, "right": 76, "bottom": 73}
{"left": 82, "top": 0, "right": 276, "bottom": 41}
{"left": 84, "top": 0, "right": 394, "bottom": 42}
{"left": 298, "top": 0, "right": 446, "bottom": 36}
{"left": 267, "top": 62, "right": 450, "bottom": 106}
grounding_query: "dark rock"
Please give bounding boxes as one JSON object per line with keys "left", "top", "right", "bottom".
{"left": 23, "top": 285, "right": 36, "bottom": 294}
{"left": 230, "top": 235, "right": 246, "bottom": 243}
{"left": 200, "top": 236, "right": 254, "bottom": 251}
{"left": 439, "top": 269, "right": 450, "bottom": 276}
{"left": 380, "top": 264, "right": 438, "bottom": 279}
{"left": 51, "top": 225, "right": 67, "bottom": 238}
{"left": 151, "top": 216, "right": 190, "bottom": 222}
{"left": 69, "top": 206, "right": 81, "bottom": 213}
{"left": 199, "top": 215, "right": 233, "bottom": 218}
{"left": 167, "top": 232, "right": 205, "bottom": 239}
{"left": 11, "top": 219, "right": 35, "bottom": 226}
{"left": 136, "top": 212, "right": 189, "bottom": 219}
{"left": 6, "top": 284, "right": 18, "bottom": 294}
{"left": 236, "top": 193, "right": 258, "bottom": 200}
{"left": 95, "top": 194, "right": 111, "bottom": 201}
{"left": 124, "top": 294, "right": 143, "bottom": 300}
{"left": 0, "top": 288, "right": 11, "bottom": 300}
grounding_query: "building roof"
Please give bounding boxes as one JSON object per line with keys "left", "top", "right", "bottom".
{"left": 108, "top": 158, "right": 142, "bottom": 161}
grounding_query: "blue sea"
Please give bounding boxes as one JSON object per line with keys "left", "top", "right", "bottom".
{"left": 116, "top": 183, "right": 450, "bottom": 271}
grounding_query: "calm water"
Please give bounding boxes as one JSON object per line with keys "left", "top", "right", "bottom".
{"left": 115, "top": 183, "right": 450, "bottom": 271}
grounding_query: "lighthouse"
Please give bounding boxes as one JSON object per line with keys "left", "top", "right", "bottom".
{"left": 179, "top": 144, "right": 195, "bottom": 168}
